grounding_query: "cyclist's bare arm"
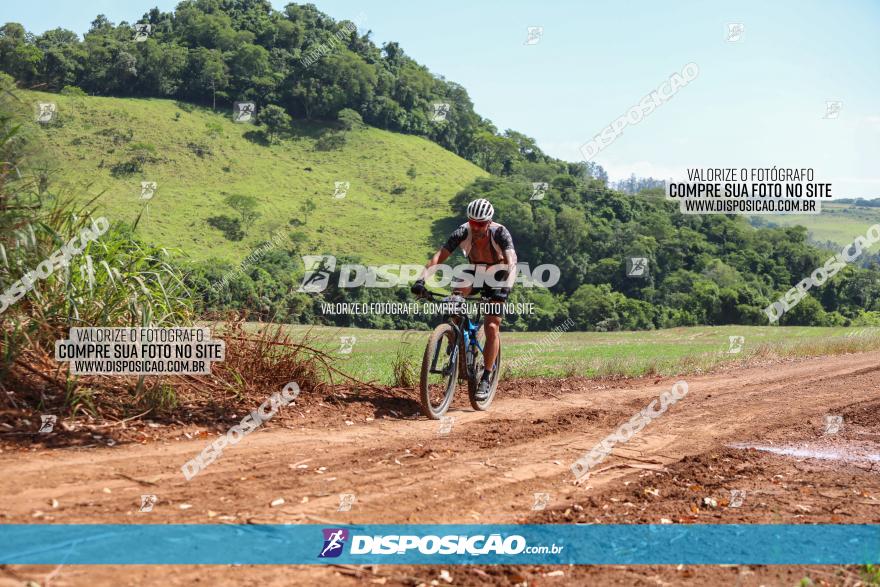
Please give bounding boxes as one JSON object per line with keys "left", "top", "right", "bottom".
{"left": 500, "top": 249, "right": 517, "bottom": 289}
{"left": 417, "top": 247, "right": 451, "bottom": 281}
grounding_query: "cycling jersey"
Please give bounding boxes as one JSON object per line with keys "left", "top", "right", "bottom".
{"left": 442, "top": 222, "right": 515, "bottom": 265}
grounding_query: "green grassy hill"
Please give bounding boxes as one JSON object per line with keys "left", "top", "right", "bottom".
{"left": 753, "top": 202, "right": 880, "bottom": 252}
{"left": 18, "top": 90, "right": 487, "bottom": 265}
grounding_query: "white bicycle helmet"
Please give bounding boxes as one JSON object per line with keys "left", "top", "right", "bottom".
{"left": 466, "top": 198, "right": 494, "bottom": 221}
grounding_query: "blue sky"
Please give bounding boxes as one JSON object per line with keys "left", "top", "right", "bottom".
{"left": 6, "top": 0, "right": 879, "bottom": 196}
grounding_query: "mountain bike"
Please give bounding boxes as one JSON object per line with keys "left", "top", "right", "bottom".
{"left": 416, "top": 290, "right": 502, "bottom": 419}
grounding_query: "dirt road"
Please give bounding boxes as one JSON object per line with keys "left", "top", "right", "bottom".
{"left": 2, "top": 351, "right": 880, "bottom": 586}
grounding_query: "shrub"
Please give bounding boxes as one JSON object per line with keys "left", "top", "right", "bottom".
{"left": 207, "top": 215, "right": 245, "bottom": 241}
{"left": 60, "top": 85, "right": 87, "bottom": 97}
{"left": 224, "top": 194, "right": 260, "bottom": 229}
{"left": 315, "top": 133, "right": 346, "bottom": 151}
{"left": 258, "top": 104, "right": 291, "bottom": 141}
{"left": 109, "top": 159, "right": 142, "bottom": 176}
{"left": 337, "top": 108, "right": 363, "bottom": 131}
{"left": 96, "top": 127, "right": 133, "bottom": 145}
{"left": 187, "top": 142, "right": 213, "bottom": 158}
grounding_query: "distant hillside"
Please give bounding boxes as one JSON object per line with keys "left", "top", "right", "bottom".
{"left": 16, "top": 89, "right": 487, "bottom": 264}
{"left": 750, "top": 202, "right": 880, "bottom": 252}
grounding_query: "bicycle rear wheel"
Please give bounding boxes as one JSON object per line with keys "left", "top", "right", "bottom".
{"left": 419, "top": 323, "right": 459, "bottom": 419}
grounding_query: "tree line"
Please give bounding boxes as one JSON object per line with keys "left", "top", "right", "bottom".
{"left": 0, "top": 0, "right": 595, "bottom": 179}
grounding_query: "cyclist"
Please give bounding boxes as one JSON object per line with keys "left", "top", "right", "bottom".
{"left": 411, "top": 198, "right": 517, "bottom": 401}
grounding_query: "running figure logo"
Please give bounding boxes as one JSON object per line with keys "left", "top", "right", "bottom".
{"left": 141, "top": 181, "right": 157, "bottom": 200}
{"left": 627, "top": 257, "right": 648, "bottom": 277}
{"left": 140, "top": 494, "right": 158, "bottom": 512}
{"left": 726, "top": 23, "right": 744, "bottom": 42}
{"left": 823, "top": 100, "right": 842, "bottom": 120}
{"left": 233, "top": 101, "right": 256, "bottom": 123}
{"left": 133, "top": 23, "right": 151, "bottom": 42}
{"left": 319, "top": 528, "right": 349, "bottom": 558}
{"left": 824, "top": 414, "right": 843, "bottom": 435}
{"left": 36, "top": 102, "right": 57, "bottom": 124}
{"left": 532, "top": 492, "right": 551, "bottom": 511}
{"left": 728, "top": 336, "right": 744, "bottom": 354}
{"left": 298, "top": 255, "right": 337, "bottom": 293}
{"left": 39, "top": 415, "right": 57, "bottom": 434}
{"left": 431, "top": 103, "right": 450, "bottom": 122}
{"left": 530, "top": 182, "right": 548, "bottom": 201}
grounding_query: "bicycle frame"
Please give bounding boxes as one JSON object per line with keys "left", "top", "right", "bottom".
{"left": 425, "top": 292, "right": 485, "bottom": 381}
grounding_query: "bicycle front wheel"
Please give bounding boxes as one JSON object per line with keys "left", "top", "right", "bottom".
{"left": 419, "top": 322, "right": 459, "bottom": 419}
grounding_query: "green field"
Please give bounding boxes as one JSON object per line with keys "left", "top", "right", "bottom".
{"left": 17, "top": 90, "right": 486, "bottom": 265}
{"left": 249, "top": 324, "right": 880, "bottom": 385}
{"left": 755, "top": 202, "right": 880, "bottom": 252}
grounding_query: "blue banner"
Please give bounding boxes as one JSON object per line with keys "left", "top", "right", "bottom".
{"left": 1, "top": 524, "right": 879, "bottom": 565}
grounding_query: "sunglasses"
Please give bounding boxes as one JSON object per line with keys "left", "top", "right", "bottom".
{"left": 468, "top": 219, "right": 489, "bottom": 228}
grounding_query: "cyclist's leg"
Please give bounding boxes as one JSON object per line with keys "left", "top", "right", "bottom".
{"left": 481, "top": 268, "right": 507, "bottom": 373}
{"left": 483, "top": 314, "right": 501, "bottom": 372}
